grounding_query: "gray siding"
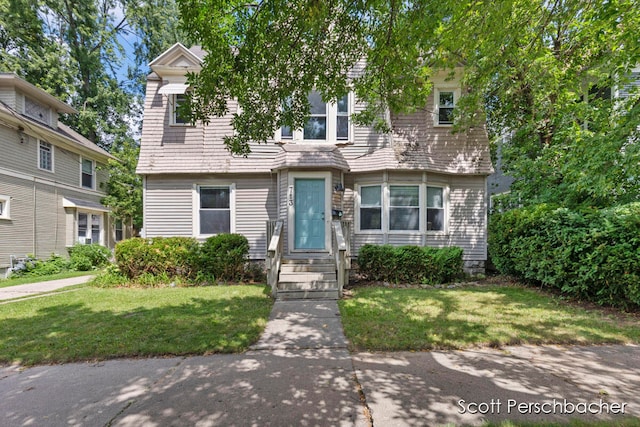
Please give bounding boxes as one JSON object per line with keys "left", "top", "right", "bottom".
{"left": 0, "top": 174, "right": 109, "bottom": 269}
{"left": 144, "top": 174, "right": 278, "bottom": 258}
{"left": 0, "top": 88, "right": 16, "bottom": 109}
{"left": 0, "top": 126, "right": 108, "bottom": 190}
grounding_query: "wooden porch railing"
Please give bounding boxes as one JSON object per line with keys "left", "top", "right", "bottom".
{"left": 266, "top": 220, "right": 284, "bottom": 297}
{"left": 332, "top": 220, "right": 352, "bottom": 297}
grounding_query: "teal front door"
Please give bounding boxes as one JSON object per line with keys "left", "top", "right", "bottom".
{"left": 294, "top": 178, "right": 325, "bottom": 250}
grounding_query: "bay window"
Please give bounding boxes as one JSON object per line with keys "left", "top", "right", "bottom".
{"left": 427, "top": 186, "right": 445, "bottom": 231}
{"left": 359, "top": 185, "right": 382, "bottom": 230}
{"left": 357, "top": 183, "right": 447, "bottom": 233}
{"left": 389, "top": 185, "right": 420, "bottom": 231}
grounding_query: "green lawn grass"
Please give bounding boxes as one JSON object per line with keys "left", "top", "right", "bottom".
{"left": 0, "top": 270, "right": 96, "bottom": 288}
{"left": 339, "top": 285, "right": 640, "bottom": 351}
{"left": 0, "top": 285, "right": 273, "bottom": 366}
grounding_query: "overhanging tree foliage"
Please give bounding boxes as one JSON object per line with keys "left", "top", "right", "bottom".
{"left": 177, "top": 0, "right": 640, "bottom": 207}
{"left": 1, "top": 0, "right": 185, "bottom": 231}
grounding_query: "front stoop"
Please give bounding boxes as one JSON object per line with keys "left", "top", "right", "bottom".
{"left": 276, "top": 257, "right": 339, "bottom": 300}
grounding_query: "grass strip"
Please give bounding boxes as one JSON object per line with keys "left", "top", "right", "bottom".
{"left": 339, "top": 285, "right": 640, "bottom": 351}
{"left": 0, "top": 285, "right": 273, "bottom": 366}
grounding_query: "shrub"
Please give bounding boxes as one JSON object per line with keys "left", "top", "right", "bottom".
{"left": 200, "top": 234, "right": 249, "bottom": 281}
{"left": 10, "top": 254, "right": 70, "bottom": 277}
{"left": 90, "top": 264, "right": 129, "bottom": 288}
{"left": 115, "top": 237, "right": 200, "bottom": 280}
{"left": 489, "top": 202, "right": 640, "bottom": 308}
{"left": 68, "top": 244, "right": 112, "bottom": 269}
{"left": 357, "top": 244, "right": 464, "bottom": 285}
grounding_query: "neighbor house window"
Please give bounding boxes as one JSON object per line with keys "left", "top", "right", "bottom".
{"left": 25, "top": 96, "right": 50, "bottom": 125}
{"left": 81, "top": 158, "right": 94, "bottom": 189}
{"left": 437, "top": 90, "right": 455, "bottom": 125}
{"left": 359, "top": 185, "right": 382, "bottom": 230}
{"left": 115, "top": 218, "right": 123, "bottom": 241}
{"left": 199, "top": 186, "right": 233, "bottom": 235}
{"left": 0, "top": 195, "right": 10, "bottom": 220}
{"left": 426, "top": 186, "right": 445, "bottom": 231}
{"left": 78, "top": 212, "right": 102, "bottom": 244}
{"left": 171, "top": 93, "right": 190, "bottom": 125}
{"left": 389, "top": 185, "right": 420, "bottom": 231}
{"left": 38, "top": 141, "right": 53, "bottom": 171}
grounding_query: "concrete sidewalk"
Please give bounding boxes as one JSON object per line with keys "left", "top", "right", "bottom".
{"left": 1, "top": 299, "right": 639, "bottom": 426}
{"left": 0, "top": 275, "right": 94, "bottom": 301}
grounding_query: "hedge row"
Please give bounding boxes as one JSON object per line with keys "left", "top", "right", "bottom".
{"left": 489, "top": 203, "right": 640, "bottom": 308}
{"left": 357, "top": 244, "right": 464, "bottom": 285}
{"left": 114, "top": 234, "right": 251, "bottom": 282}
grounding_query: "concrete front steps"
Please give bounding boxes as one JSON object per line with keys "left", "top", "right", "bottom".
{"left": 276, "top": 257, "right": 339, "bottom": 300}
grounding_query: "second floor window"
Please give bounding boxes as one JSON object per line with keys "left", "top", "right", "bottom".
{"left": 81, "top": 158, "right": 94, "bottom": 189}
{"left": 39, "top": 141, "right": 53, "bottom": 171}
{"left": 437, "top": 90, "right": 455, "bottom": 125}
{"left": 280, "top": 91, "right": 351, "bottom": 142}
{"left": 171, "top": 94, "right": 189, "bottom": 125}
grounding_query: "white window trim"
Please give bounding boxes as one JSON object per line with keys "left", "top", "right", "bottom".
{"left": 77, "top": 210, "right": 104, "bottom": 245}
{"left": 193, "top": 183, "right": 236, "bottom": 238}
{"left": 387, "top": 183, "right": 422, "bottom": 235}
{"left": 275, "top": 92, "right": 354, "bottom": 144}
{"left": 434, "top": 87, "right": 461, "bottom": 127}
{"left": 169, "top": 93, "right": 192, "bottom": 127}
{"left": 426, "top": 184, "right": 449, "bottom": 234}
{"left": 24, "top": 95, "right": 52, "bottom": 126}
{"left": 355, "top": 184, "right": 384, "bottom": 234}
{"left": 80, "top": 157, "right": 95, "bottom": 190}
{"left": 38, "top": 140, "right": 54, "bottom": 173}
{"left": 355, "top": 182, "right": 450, "bottom": 235}
{"left": 0, "top": 194, "right": 11, "bottom": 220}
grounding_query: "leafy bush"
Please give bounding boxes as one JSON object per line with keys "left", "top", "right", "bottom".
{"left": 90, "top": 264, "right": 129, "bottom": 288}
{"left": 489, "top": 202, "right": 640, "bottom": 307}
{"left": 199, "top": 234, "right": 250, "bottom": 281}
{"left": 10, "top": 254, "right": 70, "bottom": 277}
{"left": 357, "top": 244, "right": 464, "bottom": 285}
{"left": 115, "top": 237, "right": 200, "bottom": 280}
{"left": 68, "top": 244, "right": 112, "bottom": 269}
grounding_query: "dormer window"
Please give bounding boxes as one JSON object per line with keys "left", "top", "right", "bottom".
{"left": 171, "top": 93, "right": 190, "bottom": 125}
{"left": 437, "top": 90, "right": 455, "bottom": 125}
{"left": 25, "top": 96, "right": 51, "bottom": 125}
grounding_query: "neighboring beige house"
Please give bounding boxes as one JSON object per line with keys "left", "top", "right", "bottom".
{"left": 0, "top": 73, "right": 126, "bottom": 276}
{"left": 138, "top": 43, "right": 493, "bottom": 298}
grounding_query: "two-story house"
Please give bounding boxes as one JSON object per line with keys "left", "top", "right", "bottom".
{"left": 0, "top": 73, "right": 124, "bottom": 276}
{"left": 138, "top": 43, "right": 493, "bottom": 298}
